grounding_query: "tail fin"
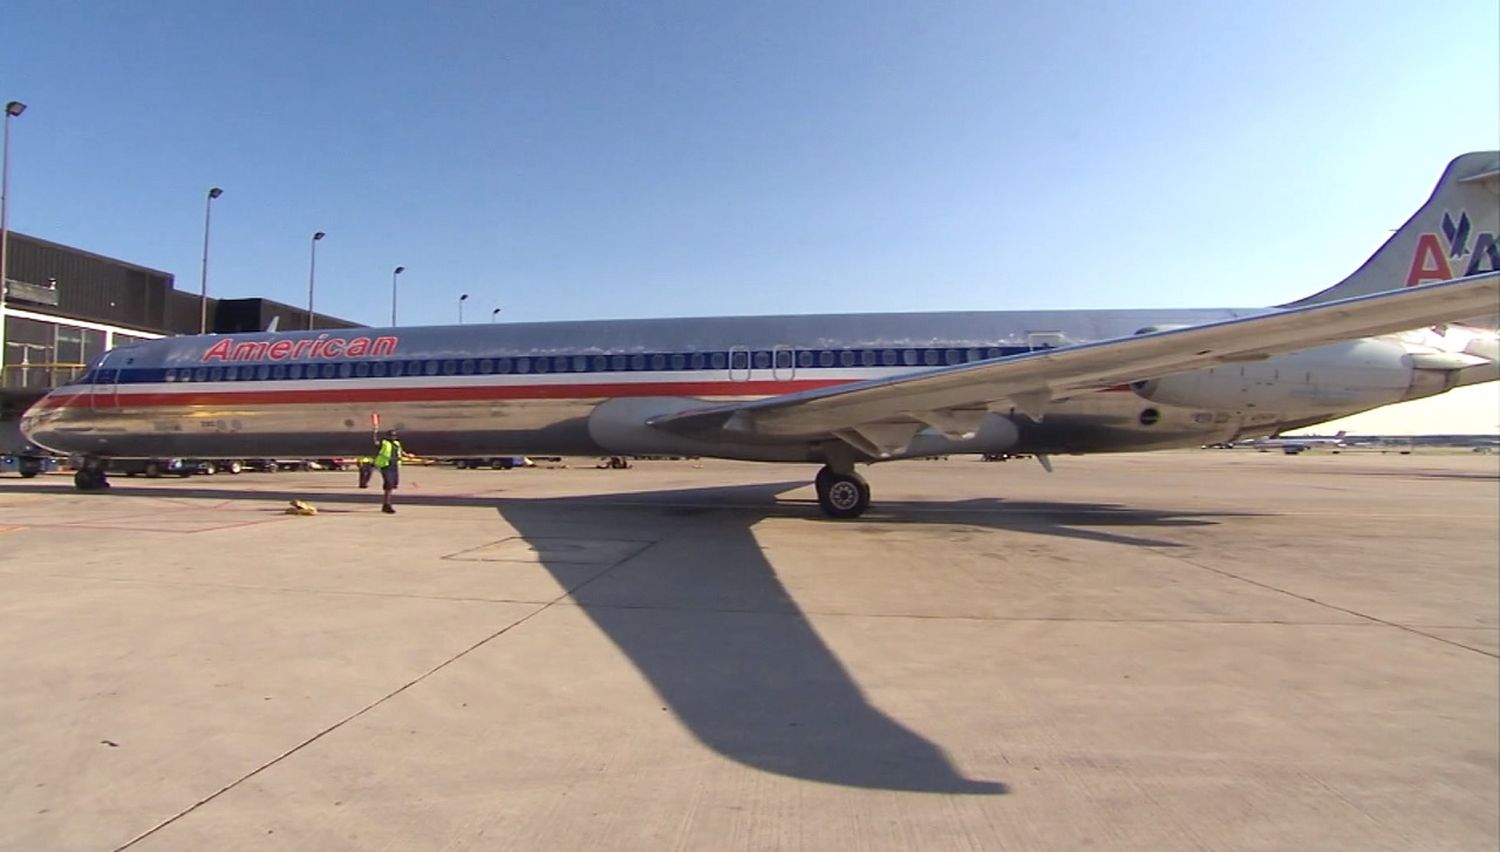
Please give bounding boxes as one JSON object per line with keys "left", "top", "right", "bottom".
{"left": 1287, "top": 151, "right": 1499, "bottom": 306}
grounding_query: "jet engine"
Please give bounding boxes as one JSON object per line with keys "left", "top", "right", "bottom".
{"left": 1130, "top": 338, "right": 1467, "bottom": 414}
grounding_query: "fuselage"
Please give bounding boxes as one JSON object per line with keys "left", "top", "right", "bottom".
{"left": 19, "top": 307, "right": 1490, "bottom": 464}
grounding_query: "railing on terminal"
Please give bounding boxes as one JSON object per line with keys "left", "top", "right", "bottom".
{"left": 1, "top": 363, "right": 87, "bottom": 391}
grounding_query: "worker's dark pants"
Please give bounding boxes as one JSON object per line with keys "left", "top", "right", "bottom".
{"left": 357, "top": 462, "right": 374, "bottom": 488}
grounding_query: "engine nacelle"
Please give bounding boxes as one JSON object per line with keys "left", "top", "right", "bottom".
{"left": 1131, "top": 339, "right": 1428, "bottom": 414}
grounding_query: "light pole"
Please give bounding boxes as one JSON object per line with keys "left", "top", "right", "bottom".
{"left": 306, "top": 231, "right": 325, "bottom": 329}
{"left": 390, "top": 265, "right": 404, "bottom": 326}
{"left": 198, "top": 187, "right": 223, "bottom": 334}
{"left": 458, "top": 293, "right": 469, "bottom": 324}
{"left": 491, "top": 307, "right": 501, "bottom": 322}
{"left": 1, "top": 101, "right": 27, "bottom": 305}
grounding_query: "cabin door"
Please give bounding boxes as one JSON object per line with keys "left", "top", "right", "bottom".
{"left": 90, "top": 350, "right": 126, "bottom": 410}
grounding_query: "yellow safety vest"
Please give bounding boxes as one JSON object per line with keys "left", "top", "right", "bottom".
{"left": 374, "top": 439, "right": 402, "bottom": 468}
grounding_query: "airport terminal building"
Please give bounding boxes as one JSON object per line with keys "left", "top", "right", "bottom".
{"left": 1, "top": 232, "right": 357, "bottom": 448}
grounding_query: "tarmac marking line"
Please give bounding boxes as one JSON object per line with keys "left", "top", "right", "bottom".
{"left": 1156, "top": 551, "right": 1500, "bottom": 659}
{"left": 110, "top": 532, "right": 672, "bottom": 852}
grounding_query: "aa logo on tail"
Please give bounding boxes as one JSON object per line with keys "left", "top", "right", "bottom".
{"left": 1406, "top": 210, "right": 1500, "bottom": 286}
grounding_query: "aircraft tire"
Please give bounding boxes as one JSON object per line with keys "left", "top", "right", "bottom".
{"left": 816, "top": 469, "right": 870, "bottom": 519}
{"left": 73, "top": 467, "right": 108, "bottom": 491}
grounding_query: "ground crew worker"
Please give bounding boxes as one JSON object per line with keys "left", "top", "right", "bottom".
{"left": 356, "top": 455, "right": 375, "bottom": 488}
{"left": 372, "top": 429, "right": 406, "bottom": 514}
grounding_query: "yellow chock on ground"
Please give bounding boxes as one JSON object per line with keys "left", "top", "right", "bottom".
{"left": 285, "top": 500, "right": 318, "bottom": 516}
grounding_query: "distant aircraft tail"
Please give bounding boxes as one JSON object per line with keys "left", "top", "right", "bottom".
{"left": 1286, "top": 151, "right": 1499, "bottom": 307}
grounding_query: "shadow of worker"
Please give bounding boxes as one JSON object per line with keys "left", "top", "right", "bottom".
{"left": 493, "top": 480, "right": 1007, "bottom": 794}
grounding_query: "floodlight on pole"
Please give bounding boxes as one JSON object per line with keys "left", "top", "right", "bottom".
{"left": 307, "top": 231, "right": 325, "bottom": 329}
{"left": 1, "top": 101, "right": 28, "bottom": 313}
{"left": 458, "top": 293, "right": 470, "bottom": 324}
{"left": 198, "top": 187, "right": 224, "bottom": 334}
{"left": 491, "top": 307, "right": 501, "bottom": 323}
{"left": 390, "top": 265, "right": 405, "bottom": 326}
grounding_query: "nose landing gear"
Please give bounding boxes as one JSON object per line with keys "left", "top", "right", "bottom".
{"left": 814, "top": 465, "right": 871, "bottom": 519}
{"left": 73, "top": 458, "right": 110, "bottom": 491}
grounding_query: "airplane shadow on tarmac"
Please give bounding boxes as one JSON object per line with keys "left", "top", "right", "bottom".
{"left": 4, "top": 476, "right": 1255, "bottom": 794}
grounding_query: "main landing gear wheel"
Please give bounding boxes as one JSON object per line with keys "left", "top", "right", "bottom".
{"left": 73, "top": 465, "right": 109, "bottom": 491}
{"left": 815, "top": 466, "right": 871, "bottom": 519}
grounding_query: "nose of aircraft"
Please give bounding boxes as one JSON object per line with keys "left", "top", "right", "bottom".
{"left": 18, "top": 389, "right": 78, "bottom": 455}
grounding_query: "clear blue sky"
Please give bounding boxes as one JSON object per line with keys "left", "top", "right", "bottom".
{"left": 3, "top": 0, "right": 1496, "bottom": 327}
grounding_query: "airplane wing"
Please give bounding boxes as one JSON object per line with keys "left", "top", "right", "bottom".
{"left": 649, "top": 272, "right": 1499, "bottom": 453}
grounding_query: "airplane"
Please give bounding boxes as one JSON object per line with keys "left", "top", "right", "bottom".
{"left": 1237, "top": 430, "right": 1348, "bottom": 454}
{"left": 20, "top": 152, "right": 1500, "bottom": 518}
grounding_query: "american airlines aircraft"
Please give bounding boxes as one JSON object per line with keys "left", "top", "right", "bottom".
{"left": 21, "top": 152, "right": 1500, "bottom": 517}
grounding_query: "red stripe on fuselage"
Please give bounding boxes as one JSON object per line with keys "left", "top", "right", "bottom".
{"left": 35, "top": 378, "right": 851, "bottom": 409}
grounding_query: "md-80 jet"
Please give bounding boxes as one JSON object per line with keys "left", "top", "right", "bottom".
{"left": 21, "top": 153, "right": 1500, "bottom": 517}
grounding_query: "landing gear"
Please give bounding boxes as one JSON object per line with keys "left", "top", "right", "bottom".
{"left": 814, "top": 465, "right": 871, "bottom": 519}
{"left": 73, "top": 459, "right": 110, "bottom": 491}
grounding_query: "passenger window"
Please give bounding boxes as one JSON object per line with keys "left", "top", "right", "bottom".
{"left": 371, "top": 362, "right": 386, "bottom": 377}
{"left": 424, "top": 360, "right": 440, "bottom": 376}
{"left": 629, "top": 354, "right": 646, "bottom": 371}
{"left": 903, "top": 350, "right": 920, "bottom": 366}
{"left": 442, "top": 360, "right": 458, "bottom": 375}
{"left": 164, "top": 370, "right": 177, "bottom": 383}
{"left": 193, "top": 367, "right": 208, "bottom": 381}
{"left": 730, "top": 351, "right": 748, "bottom": 370}
{"left": 552, "top": 356, "right": 568, "bottom": 372}
{"left": 534, "top": 357, "right": 551, "bottom": 373}
{"left": 276, "top": 365, "right": 290, "bottom": 379}
{"left": 986, "top": 347, "right": 1003, "bottom": 359}
{"left": 650, "top": 354, "right": 666, "bottom": 370}
{"left": 776, "top": 350, "right": 794, "bottom": 369}
{"left": 710, "top": 352, "right": 726, "bottom": 369}
{"left": 461, "top": 359, "right": 476, "bottom": 375}
{"left": 355, "top": 362, "right": 370, "bottom": 378}
{"left": 591, "top": 355, "right": 607, "bottom": 371}
{"left": 797, "top": 350, "right": 812, "bottom": 368}
{"left": 752, "top": 351, "right": 769, "bottom": 369}
{"left": 837, "top": 351, "right": 853, "bottom": 367}
{"left": 338, "top": 363, "right": 352, "bottom": 378}
{"left": 610, "top": 354, "right": 626, "bottom": 371}
{"left": 515, "top": 357, "right": 531, "bottom": 374}
{"left": 922, "top": 349, "right": 939, "bottom": 366}
{"left": 256, "top": 365, "right": 271, "bottom": 380}
{"left": 322, "top": 364, "right": 337, "bottom": 378}
{"left": 945, "top": 349, "right": 961, "bottom": 365}
{"left": 479, "top": 359, "right": 493, "bottom": 374}
{"left": 881, "top": 349, "right": 898, "bottom": 366}
{"left": 860, "top": 350, "right": 877, "bottom": 367}
{"left": 689, "top": 353, "right": 706, "bottom": 370}
{"left": 408, "top": 360, "right": 423, "bottom": 375}
{"left": 670, "top": 354, "right": 686, "bottom": 370}
{"left": 390, "top": 361, "right": 404, "bottom": 377}
{"left": 497, "top": 358, "right": 513, "bottom": 374}
{"left": 223, "top": 368, "right": 237, "bottom": 382}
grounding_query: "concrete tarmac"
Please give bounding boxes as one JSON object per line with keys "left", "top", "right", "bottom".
{"left": 0, "top": 451, "right": 1495, "bottom": 851}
